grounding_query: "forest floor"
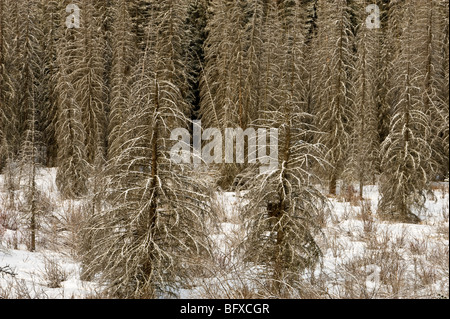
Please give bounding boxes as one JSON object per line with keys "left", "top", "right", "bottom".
{"left": 0, "top": 168, "right": 448, "bottom": 299}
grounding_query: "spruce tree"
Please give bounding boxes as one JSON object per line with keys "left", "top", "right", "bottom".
{"left": 378, "top": 2, "right": 433, "bottom": 224}
{"left": 200, "top": 0, "right": 269, "bottom": 188}
{"left": 347, "top": 0, "right": 382, "bottom": 197}
{"left": 39, "top": 0, "right": 64, "bottom": 167}
{"left": 415, "top": 0, "right": 449, "bottom": 181}
{"left": 81, "top": 0, "right": 215, "bottom": 298}
{"left": 107, "top": 0, "right": 137, "bottom": 161}
{"left": 72, "top": 0, "right": 107, "bottom": 164}
{"left": 312, "top": 0, "right": 354, "bottom": 195}
{"left": 55, "top": 24, "right": 89, "bottom": 199}
{"left": 15, "top": 0, "right": 44, "bottom": 251}
{"left": 239, "top": 1, "right": 327, "bottom": 296}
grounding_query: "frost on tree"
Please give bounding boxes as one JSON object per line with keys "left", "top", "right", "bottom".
{"left": 378, "top": 3, "right": 435, "bottom": 224}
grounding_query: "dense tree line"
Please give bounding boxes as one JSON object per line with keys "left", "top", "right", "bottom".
{"left": 0, "top": 0, "right": 448, "bottom": 297}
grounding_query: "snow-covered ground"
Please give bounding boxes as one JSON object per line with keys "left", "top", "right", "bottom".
{"left": 0, "top": 168, "right": 100, "bottom": 298}
{"left": 186, "top": 184, "right": 449, "bottom": 299}
{"left": 0, "top": 248, "right": 98, "bottom": 298}
{"left": 1, "top": 168, "right": 448, "bottom": 299}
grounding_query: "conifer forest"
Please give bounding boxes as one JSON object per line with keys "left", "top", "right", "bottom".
{"left": 0, "top": 0, "right": 449, "bottom": 300}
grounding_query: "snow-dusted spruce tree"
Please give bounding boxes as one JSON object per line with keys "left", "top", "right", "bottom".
{"left": 185, "top": 0, "right": 208, "bottom": 116}
{"left": 107, "top": 0, "right": 137, "bottom": 161}
{"left": 13, "top": 0, "right": 45, "bottom": 252}
{"left": 346, "top": 0, "right": 382, "bottom": 198}
{"left": 72, "top": 0, "right": 107, "bottom": 164}
{"left": 298, "top": 0, "right": 319, "bottom": 146}
{"left": 414, "top": 0, "right": 449, "bottom": 181}
{"left": 376, "top": 0, "right": 405, "bottom": 146}
{"left": 0, "top": 0, "right": 16, "bottom": 206}
{"left": 19, "top": 98, "right": 42, "bottom": 253}
{"left": 38, "top": 0, "right": 65, "bottom": 167}
{"left": 0, "top": 0, "right": 7, "bottom": 171}
{"left": 312, "top": 0, "right": 354, "bottom": 195}
{"left": 378, "top": 3, "right": 434, "bottom": 224}
{"left": 81, "top": 0, "right": 215, "bottom": 298}
{"left": 54, "top": 25, "right": 89, "bottom": 199}
{"left": 200, "top": 0, "right": 268, "bottom": 188}
{"left": 0, "top": 0, "right": 62, "bottom": 170}
{"left": 94, "top": 0, "right": 114, "bottom": 74}
{"left": 129, "top": 0, "right": 152, "bottom": 52}
{"left": 78, "top": 0, "right": 137, "bottom": 281}
{"left": 238, "top": 1, "right": 328, "bottom": 296}
{"left": 0, "top": 0, "right": 22, "bottom": 162}
{"left": 436, "top": 0, "right": 449, "bottom": 179}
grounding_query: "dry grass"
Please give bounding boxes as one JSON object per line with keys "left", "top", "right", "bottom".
{"left": 42, "top": 256, "right": 68, "bottom": 289}
{"left": 0, "top": 277, "right": 49, "bottom": 299}
{"left": 340, "top": 184, "right": 361, "bottom": 206}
